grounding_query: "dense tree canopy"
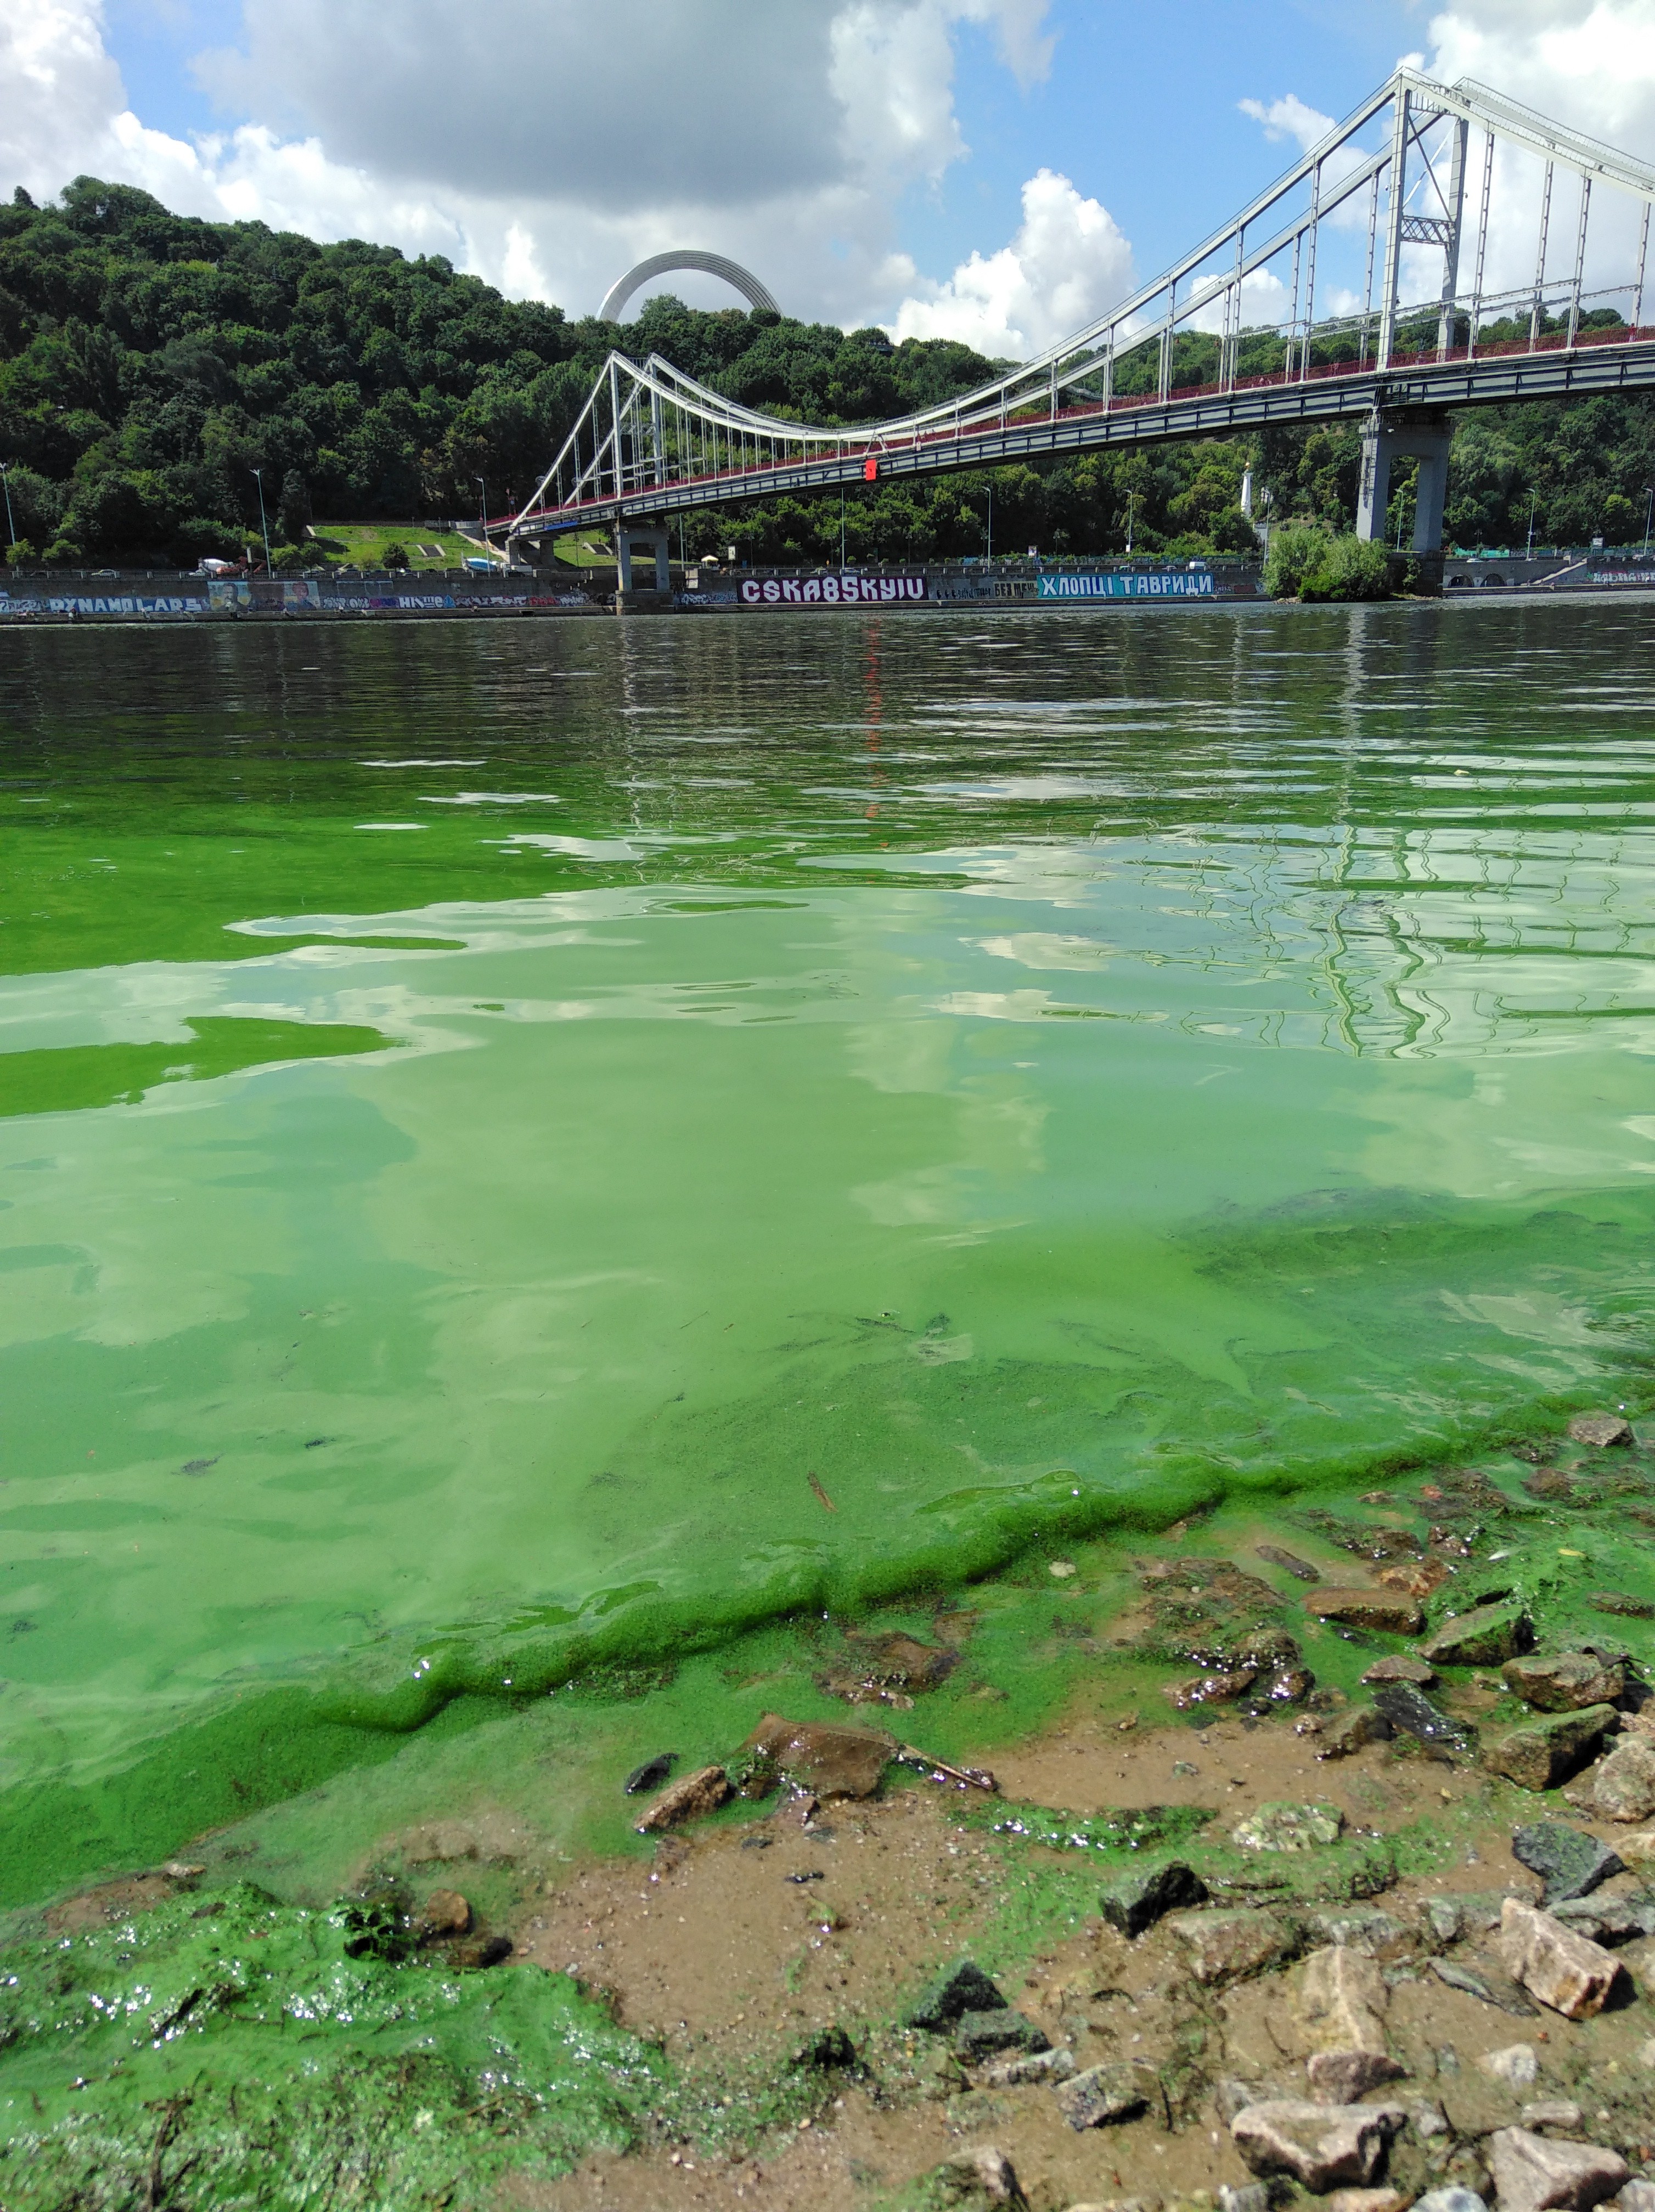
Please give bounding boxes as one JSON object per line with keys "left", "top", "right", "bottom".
{"left": 1, "top": 177, "right": 1652, "bottom": 567}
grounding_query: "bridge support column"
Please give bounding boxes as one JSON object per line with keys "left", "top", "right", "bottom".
{"left": 615, "top": 524, "right": 673, "bottom": 610}
{"left": 1355, "top": 409, "right": 1454, "bottom": 553}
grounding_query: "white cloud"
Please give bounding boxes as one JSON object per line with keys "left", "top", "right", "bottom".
{"left": 890, "top": 167, "right": 1135, "bottom": 359}
{"left": 0, "top": 0, "right": 1061, "bottom": 334}
{"left": 1237, "top": 93, "right": 1336, "bottom": 153}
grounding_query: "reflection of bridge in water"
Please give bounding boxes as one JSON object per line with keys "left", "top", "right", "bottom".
{"left": 502, "top": 69, "right": 1655, "bottom": 576}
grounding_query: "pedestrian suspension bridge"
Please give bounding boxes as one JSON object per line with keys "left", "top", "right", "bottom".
{"left": 499, "top": 67, "right": 1655, "bottom": 577}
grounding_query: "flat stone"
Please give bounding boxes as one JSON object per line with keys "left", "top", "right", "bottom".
{"left": 1309, "top": 1589, "right": 1425, "bottom": 1634}
{"left": 1230, "top": 2100, "right": 1405, "bottom": 2191}
{"left": 1612, "top": 1828, "right": 1655, "bottom": 1867}
{"left": 1589, "top": 1590, "right": 1655, "bottom": 1620}
{"left": 1307, "top": 2049, "right": 1408, "bottom": 2100}
{"left": 1501, "top": 1899, "right": 1623, "bottom": 2019}
{"left": 1476, "top": 2042, "right": 1539, "bottom": 2088}
{"left": 1550, "top": 1892, "right": 1655, "bottom": 1943}
{"left": 1592, "top": 1735, "right": 1655, "bottom": 1822}
{"left": 1371, "top": 1680, "right": 1478, "bottom": 1757}
{"left": 1231, "top": 1799, "right": 1343, "bottom": 1852}
{"left": 1567, "top": 1413, "right": 1633, "bottom": 1449}
{"left": 1294, "top": 1944, "right": 1389, "bottom": 2050}
{"left": 739, "top": 1713, "right": 892, "bottom": 1797}
{"left": 1317, "top": 1705, "right": 1395, "bottom": 1760}
{"left": 979, "top": 2044, "right": 1075, "bottom": 2087}
{"left": 1504, "top": 1654, "right": 1625, "bottom": 1712}
{"left": 908, "top": 1960, "right": 1006, "bottom": 2031}
{"left": 1483, "top": 1706, "right": 1619, "bottom": 1792}
{"left": 1166, "top": 1907, "right": 1298, "bottom": 1987}
{"left": 1486, "top": 2128, "right": 1629, "bottom": 2212}
{"left": 1163, "top": 1665, "right": 1258, "bottom": 1710}
{"left": 1512, "top": 1822, "right": 1627, "bottom": 1904}
{"left": 1218, "top": 2187, "right": 1270, "bottom": 2212}
{"left": 1431, "top": 1957, "right": 1541, "bottom": 2015}
{"left": 1522, "top": 2102, "right": 1585, "bottom": 2131}
{"left": 1326, "top": 2192, "right": 1405, "bottom": 2212}
{"left": 1420, "top": 1602, "right": 1534, "bottom": 1668}
{"left": 955, "top": 2008, "right": 1050, "bottom": 2060}
{"left": 1376, "top": 1556, "right": 1451, "bottom": 1597}
{"left": 632, "top": 1763, "right": 732, "bottom": 1833}
{"left": 1613, "top": 2185, "right": 1655, "bottom": 2212}
{"left": 1363, "top": 1654, "right": 1437, "bottom": 1685}
{"left": 1097, "top": 1859, "right": 1209, "bottom": 1937}
{"left": 1055, "top": 2059, "right": 1152, "bottom": 2130}
{"left": 1410, "top": 2192, "right": 1487, "bottom": 2212}
{"left": 1258, "top": 1543, "right": 1321, "bottom": 1582}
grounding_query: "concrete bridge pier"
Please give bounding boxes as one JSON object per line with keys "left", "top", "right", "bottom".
{"left": 614, "top": 524, "right": 673, "bottom": 611}
{"left": 1355, "top": 409, "right": 1454, "bottom": 554}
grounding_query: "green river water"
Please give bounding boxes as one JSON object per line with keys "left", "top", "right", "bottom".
{"left": 3, "top": 600, "right": 1655, "bottom": 1905}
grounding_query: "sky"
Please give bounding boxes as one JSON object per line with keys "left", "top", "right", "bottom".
{"left": 2, "top": 0, "right": 1654, "bottom": 360}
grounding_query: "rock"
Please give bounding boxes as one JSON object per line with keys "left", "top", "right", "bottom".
{"left": 955, "top": 2008, "right": 1050, "bottom": 2060}
{"left": 622, "top": 1752, "right": 675, "bottom": 1795}
{"left": 1512, "top": 1823, "right": 1627, "bottom": 1904}
{"left": 1302, "top": 1906, "right": 1404, "bottom": 1952}
{"left": 739, "top": 1713, "right": 892, "bottom": 1797}
{"left": 1486, "top": 2128, "right": 1628, "bottom": 2212}
{"left": 1055, "top": 2061, "right": 1152, "bottom": 2130}
{"left": 792, "top": 2025, "right": 857, "bottom": 2070}
{"left": 1166, "top": 1908, "right": 1298, "bottom": 1987}
{"left": 1568, "top": 1413, "right": 1633, "bottom": 1449}
{"left": 1363, "top": 1654, "right": 1437, "bottom": 1685}
{"left": 1327, "top": 2193, "right": 1405, "bottom": 2212}
{"left": 1317, "top": 1705, "right": 1395, "bottom": 1760}
{"left": 1309, "top": 1590, "right": 1426, "bottom": 1634}
{"left": 1613, "top": 1829, "right": 1655, "bottom": 1867}
{"left": 1259, "top": 1543, "right": 1321, "bottom": 1582}
{"left": 1294, "top": 1945, "right": 1389, "bottom": 2049}
{"left": 1431, "top": 1958, "right": 1541, "bottom": 2016}
{"left": 1482, "top": 1706, "right": 1619, "bottom": 1791}
{"left": 632, "top": 1763, "right": 732, "bottom": 1833}
{"left": 1501, "top": 1899, "right": 1623, "bottom": 2019}
{"left": 1230, "top": 2100, "right": 1405, "bottom": 2191}
{"left": 908, "top": 1960, "right": 1006, "bottom": 2031}
{"left": 1163, "top": 1666, "right": 1258, "bottom": 1711}
{"left": 418, "top": 1887, "right": 471, "bottom": 1936}
{"left": 1372, "top": 1680, "right": 1478, "bottom": 1757}
{"left": 1589, "top": 1591, "right": 1655, "bottom": 1621}
{"left": 447, "top": 1931, "right": 513, "bottom": 1969}
{"left": 1218, "top": 2187, "right": 1271, "bottom": 2212}
{"left": 1420, "top": 1602, "right": 1534, "bottom": 1668}
{"left": 1215, "top": 2078, "right": 1281, "bottom": 2123}
{"left": 1550, "top": 1893, "right": 1655, "bottom": 1944}
{"left": 1476, "top": 2042, "right": 1539, "bottom": 2088}
{"left": 1410, "top": 2192, "right": 1487, "bottom": 2212}
{"left": 980, "top": 2045, "right": 1076, "bottom": 2087}
{"left": 1522, "top": 2102, "right": 1585, "bottom": 2131}
{"left": 1097, "top": 1859, "right": 1208, "bottom": 1936}
{"left": 1592, "top": 1735, "right": 1655, "bottom": 1822}
{"left": 920, "top": 2146, "right": 1029, "bottom": 2208}
{"left": 1308, "top": 2050, "right": 1408, "bottom": 2100}
{"left": 1377, "top": 1557, "right": 1452, "bottom": 1597}
{"left": 1613, "top": 2186, "right": 1655, "bottom": 2212}
{"left": 1231, "top": 1800, "right": 1343, "bottom": 1852}
{"left": 1504, "top": 1654, "right": 1625, "bottom": 1712}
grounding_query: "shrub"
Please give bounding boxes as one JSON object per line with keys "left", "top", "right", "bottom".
{"left": 1265, "top": 523, "right": 1391, "bottom": 601}
{"left": 1262, "top": 521, "right": 1330, "bottom": 598}
{"left": 382, "top": 541, "right": 410, "bottom": 569}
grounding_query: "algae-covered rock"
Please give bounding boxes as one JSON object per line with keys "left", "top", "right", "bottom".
{"left": 1482, "top": 1705, "right": 1617, "bottom": 1791}
{"left": 904, "top": 2146, "right": 1029, "bottom": 2209}
{"left": 1231, "top": 1799, "right": 1343, "bottom": 1852}
{"left": 1419, "top": 1602, "right": 1533, "bottom": 1668}
{"left": 1502, "top": 1652, "right": 1624, "bottom": 1712}
{"left": 739, "top": 1712, "right": 893, "bottom": 1797}
{"left": 907, "top": 1959, "right": 1006, "bottom": 2031}
{"left": 1166, "top": 1907, "right": 1298, "bottom": 1986}
{"left": 1310, "top": 1590, "right": 1425, "bottom": 1634}
{"left": 1055, "top": 2060, "right": 1153, "bottom": 2130}
{"left": 1510, "top": 1822, "right": 1624, "bottom": 1904}
{"left": 1097, "top": 1859, "right": 1208, "bottom": 1936}
{"left": 954, "top": 2008, "right": 1048, "bottom": 2061}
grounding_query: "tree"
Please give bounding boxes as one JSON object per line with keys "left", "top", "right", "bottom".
{"left": 276, "top": 467, "right": 311, "bottom": 544}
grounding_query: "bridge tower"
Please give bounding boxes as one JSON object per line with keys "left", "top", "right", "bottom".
{"left": 614, "top": 522, "right": 673, "bottom": 612}
{"left": 1355, "top": 410, "right": 1454, "bottom": 555}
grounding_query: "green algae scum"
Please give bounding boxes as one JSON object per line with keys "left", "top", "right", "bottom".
{"left": 3, "top": 599, "right": 1655, "bottom": 2199}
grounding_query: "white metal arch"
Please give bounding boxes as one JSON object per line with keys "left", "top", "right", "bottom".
{"left": 598, "top": 251, "right": 780, "bottom": 324}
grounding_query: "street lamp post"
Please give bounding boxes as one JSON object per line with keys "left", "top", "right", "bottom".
{"left": 1124, "top": 491, "right": 1136, "bottom": 556}
{"left": 1525, "top": 488, "right": 1539, "bottom": 558}
{"left": 250, "top": 467, "right": 272, "bottom": 575}
{"left": 0, "top": 462, "right": 16, "bottom": 558}
{"left": 476, "top": 477, "right": 489, "bottom": 560}
{"left": 1643, "top": 485, "right": 1653, "bottom": 554}
{"left": 986, "top": 481, "right": 993, "bottom": 565}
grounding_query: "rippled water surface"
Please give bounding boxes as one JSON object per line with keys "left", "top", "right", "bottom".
{"left": 4, "top": 601, "right": 1655, "bottom": 1860}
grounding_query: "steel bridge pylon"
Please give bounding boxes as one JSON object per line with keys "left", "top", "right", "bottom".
{"left": 502, "top": 67, "right": 1655, "bottom": 555}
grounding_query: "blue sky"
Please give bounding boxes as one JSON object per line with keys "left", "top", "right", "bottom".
{"left": 8, "top": 2, "right": 1652, "bottom": 357}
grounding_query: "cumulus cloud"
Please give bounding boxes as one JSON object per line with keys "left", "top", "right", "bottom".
{"left": 1236, "top": 93, "right": 1336, "bottom": 153}
{"left": 0, "top": 0, "right": 1065, "bottom": 337}
{"left": 891, "top": 167, "right": 1135, "bottom": 359}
